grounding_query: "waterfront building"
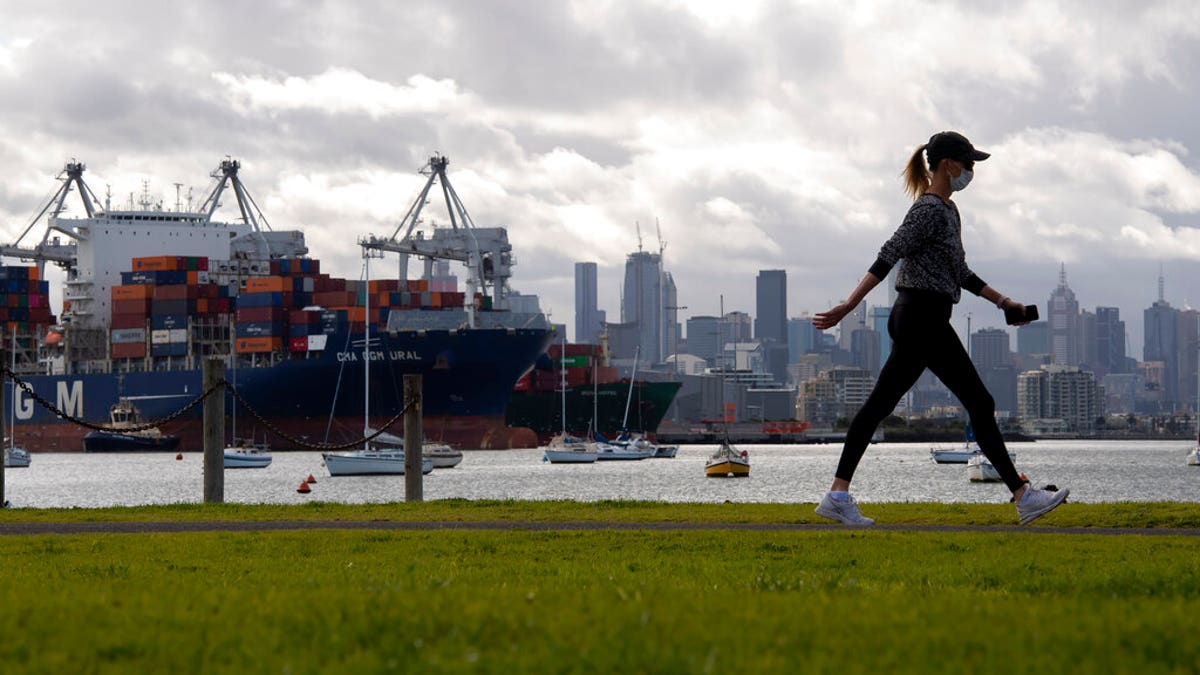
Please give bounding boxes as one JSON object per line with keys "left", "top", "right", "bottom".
{"left": 1017, "top": 365, "right": 1103, "bottom": 433}
{"left": 686, "top": 315, "right": 720, "bottom": 364}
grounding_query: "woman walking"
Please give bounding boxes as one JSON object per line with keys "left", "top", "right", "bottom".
{"left": 813, "top": 131, "right": 1069, "bottom": 525}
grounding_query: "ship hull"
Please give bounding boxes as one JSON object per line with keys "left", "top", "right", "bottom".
{"left": 505, "top": 381, "right": 681, "bottom": 444}
{"left": 10, "top": 327, "right": 553, "bottom": 451}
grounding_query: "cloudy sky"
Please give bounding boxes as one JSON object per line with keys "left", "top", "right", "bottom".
{"left": 2, "top": 0, "right": 1200, "bottom": 355}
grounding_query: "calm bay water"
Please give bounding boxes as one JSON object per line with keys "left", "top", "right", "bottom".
{"left": 4, "top": 440, "right": 1198, "bottom": 509}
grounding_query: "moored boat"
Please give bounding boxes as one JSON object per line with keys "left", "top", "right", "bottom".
{"left": 3, "top": 446, "right": 31, "bottom": 468}
{"left": 542, "top": 433, "right": 598, "bottom": 464}
{"left": 705, "top": 440, "right": 750, "bottom": 477}
{"left": 82, "top": 400, "right": 181, "bottom": 452}
{"left": 366, "top": 426, "right": 463, "bottom": 468}
{"left": 223, "top": 440, "right": 272, "bottom": 468}
{"left": 323, "top": 449, "right": 433, "bottom": 476}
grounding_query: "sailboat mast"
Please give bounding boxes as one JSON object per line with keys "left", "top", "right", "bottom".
{"left": 364, "top": 252, "right": 371, "bottom": 448}
{"left": 621, "top": 346, "right": 639, "bottom": 430}
{"left": 560, "top": 331, "right": 566, "bottom": 435}
{"left": 8, "top": 326, "right": 14, "bottom": 451}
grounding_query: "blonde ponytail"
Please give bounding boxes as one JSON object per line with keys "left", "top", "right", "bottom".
{"left": 902, "top": 143, "right": 930, "bottom": 200}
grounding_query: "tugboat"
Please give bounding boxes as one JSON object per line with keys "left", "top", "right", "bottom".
{"left": 82, "top": 399, "right": 181, "bottom": 452}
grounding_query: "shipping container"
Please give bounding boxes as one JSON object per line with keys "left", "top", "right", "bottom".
{"left": 151, "top": 300, "right": 190, "bottom": 316}
{"left": 235, "top": 337, "right": 282, "bottom": 354}
{"left": 246, "top": 276, "right": 287, "bottom": 293}
{"left": 111, "top": 342, "right": 148, "bottom": 359}
{"left": 150, "top": 314, "right": 187, "bottom": 330}
{"left": 307, "top": 334, "right": 328, "bottom": 351}
{"left": 112, "top": 285, "right": 154, "bottom": 300}
{"left": 168, "top": 329, "right": 188, "bottom": 343}
{"left": 111, "top": 299, "right": 151, "bottom": 315}
{"left": 150, "top": 329, "right": 171, "bottom": 345}
{"left": 110, "top": 313, "right": 147, "bottom": 330}
{"left": 151, "top": 342, "right": 188, "bottom": 357}
{"left": 111, "top": 328, "right": 146, "bottom": 344}
{"left": 237, "top": 291, "right": 288, "bottom": 308}
{"left": 236, "top": 306, "right": 286, "bottom": 323}
{"left": 132, "top": 255, "right": 182, "bottom": 272}
{"left": 236, "top": 322, "right": 285, "bottom": 338}
{"left": 152, "top": 284, "right": 194, "bottom": 301}
{"left": 288, "top": 336, "right": 309, "bottom": 353}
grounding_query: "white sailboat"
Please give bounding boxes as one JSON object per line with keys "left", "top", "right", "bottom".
{"left": 544, "top": 331, "right": 598, "bottom": 464}
{"left": 597, "top": 346, "right": 670, "bottom": 460}
{"left": 365, "top": 426, "right": 463, "bottom": 468}
{"left": 224, "top": 330, "right": 272, "bottom": 469}
{"left": 325, "top": 251, "right": 432, "bottom": 476}
{"left": 4, "top": 328, "right": 30, "bottom": 468}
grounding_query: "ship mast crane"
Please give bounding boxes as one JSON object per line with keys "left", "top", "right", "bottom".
{"left": 198, "top": 158, "right": 276, "bottom": 257}
{"left": 0, "top": 161, "right": 96, "bottom": 270}
{"left": 361, "top": 155, "right": 515, "bottom": 329}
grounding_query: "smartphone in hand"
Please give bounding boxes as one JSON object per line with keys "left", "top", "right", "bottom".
{"left": 1005, "top": 304, "right": 1038, "bottom": 325}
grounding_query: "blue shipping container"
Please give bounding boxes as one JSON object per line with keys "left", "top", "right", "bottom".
{"left": 151, "top": 342, "right": 189, "bottom": 357}
{"left": 151, "top": 314, "right": 188, "bottom": 330}
{"left": 236, "top": 322, "right": 285, "bottom": 338}
{"left": 238, "top": 292, "right": 284, "bottom": 308}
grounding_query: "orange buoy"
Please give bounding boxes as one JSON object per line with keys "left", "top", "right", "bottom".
{"left": 175, "top": 453, "right": 183, "bottom": 461}
{"left": 297, "top": 480, "right": 311, "bottom": 494}
{"left": 306, "top": 474, "right": 317, "bottom": 484}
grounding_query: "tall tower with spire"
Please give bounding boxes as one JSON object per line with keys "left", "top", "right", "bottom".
{"left": 1047, "top": 263, "right": 1081, "bottom": 366}
{"left": 1144, "top": 265, "right": 1180, "bottom": 411}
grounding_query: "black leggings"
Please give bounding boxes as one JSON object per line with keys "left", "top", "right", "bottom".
{"left": 836, "top": 289, "right": 1024, "bottom": 492}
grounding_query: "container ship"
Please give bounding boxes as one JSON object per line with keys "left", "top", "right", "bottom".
{"left": 1, "top": 156, "right": 553, "bottom": 451}
{"left": 504, "top": 341, "right": 681, "bottom": 443}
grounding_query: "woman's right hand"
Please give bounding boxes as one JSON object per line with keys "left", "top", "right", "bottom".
{"left": 814, "top": 302, "right": 850, "bottom": 330}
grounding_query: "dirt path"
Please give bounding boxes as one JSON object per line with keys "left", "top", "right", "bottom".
{"left": 2, "top": 520, "right": 1199, "bottom": 536}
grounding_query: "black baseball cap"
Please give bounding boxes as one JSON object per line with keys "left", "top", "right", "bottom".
{"left": 926, "top": 131, "right": 990, "bottom": 168}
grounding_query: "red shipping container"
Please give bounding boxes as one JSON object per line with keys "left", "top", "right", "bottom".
{"left": 236, "top": 306, "right": 286, "bottom": 323}
{"left": 111, "top": 313, "right": 148, "bottom": 330}
{"left": 153, "top": 284, "right": 193, "bottom": 301}
{"left": 112, "top": 342, "right": 147, "bottom": 359}
{"left": 112, "top": 298, "right": 151, "bottom": 315}
{"left": 112, "top": 285, "right": 153, "bottom": 300}
{"left": 288, "top": 336, "right": 309, "bottom": 352}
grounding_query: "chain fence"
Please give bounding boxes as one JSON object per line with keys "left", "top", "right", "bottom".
{"left": 2, "top": 366, "right": 418, "bottom": 452}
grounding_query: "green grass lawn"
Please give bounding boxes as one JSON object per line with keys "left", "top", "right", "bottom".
{"left": 2, "top": 501, "right": 1200, "bottom": 673}
{"left": 4, "top": 498, "right": 1200, "bottom": 529}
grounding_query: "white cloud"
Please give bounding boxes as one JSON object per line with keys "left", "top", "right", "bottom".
{"left": 213, "top": 69, "right": 473, "bottom": 119}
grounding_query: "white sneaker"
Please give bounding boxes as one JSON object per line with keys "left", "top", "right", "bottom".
{"left": 1016, "top": 485, "right": 1070, "bottom": 525}
{"left": 815, "top": 492, "right": 875, "bottom": 525}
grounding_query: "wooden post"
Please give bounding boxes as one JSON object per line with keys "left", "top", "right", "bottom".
{"left": 202, "top": 357, "right": 225, "bottom": 504}
{"left": 404, "top": 374, "right": 423, "bottom": 502}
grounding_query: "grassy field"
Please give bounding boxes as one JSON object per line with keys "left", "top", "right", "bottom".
{"left": 2, "top": 501, "right": 1200, "bottom": 673}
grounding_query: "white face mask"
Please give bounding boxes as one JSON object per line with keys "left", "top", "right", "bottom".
{"left": 950, "top": 166, "right": 973, "bottom": 191}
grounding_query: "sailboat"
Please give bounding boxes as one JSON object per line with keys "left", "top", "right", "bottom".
{"left": 544, "top": 331, "right": 598, "bottom": 464}
{"left": 4, "top": 328, "right": 30, "bottom": 468}
{"left": 705, "top": 297, "right": 749, "bottom": 477}
{"left": 224, "top": 329, "right": 272, "bottom": 468}
{"left": 364, "top": 426, "right": 463, "bottom": 468}
{"left": 594, "top": 347, "right": 654, "bottom": 461}
{"left": 324, "top": 251, "right": 432, "bottom": 476}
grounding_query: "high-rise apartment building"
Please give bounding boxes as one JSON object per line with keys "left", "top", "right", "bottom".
{"left": 754, "top": 270, "right": 787, "bottom": 344}
{"left": 1144, "top": 272, "right": 1179, "bottom": 409}
{"left": 1017, "top": 365, "right": 1103, "bottom": 432}
{"left": 574, "top": 262, "right": 604, "bottom": 344}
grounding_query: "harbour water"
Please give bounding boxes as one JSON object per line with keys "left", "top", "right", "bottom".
{"left": 3, "top": 440, "right": 1197, "bottom": 509}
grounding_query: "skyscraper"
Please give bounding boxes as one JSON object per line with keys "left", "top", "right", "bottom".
{"left": 754, "top": 270, "right": 787, "bottom": 344}
{"left": 686, "top": 315, "right": 720, "bottom": 364}
{"left": 574, "top": 262, "right": 603, "bottom": 344}
{"left": 1095, "top": 306, "right": 1127, "bottom": 376}
{"left": 972, "top": 328, "right": 1016, "bottom": 414}
{"left": 621, "top": 249, "right": 667, "bottom": 364}
{"left": 1144, "top": 270, "right": 1179, "bottom": 409}
{"left": 1048, "top": 263, "right": 1080, "bottom": 366}
{"left": 788, "top": 316, "right": 816, "bottom": 361}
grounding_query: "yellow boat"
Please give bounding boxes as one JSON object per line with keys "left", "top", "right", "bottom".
{"left": 705, "top": 440, "right": 750, "bottom": 477}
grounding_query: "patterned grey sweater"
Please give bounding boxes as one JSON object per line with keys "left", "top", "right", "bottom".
{"left": 867, "top": 193, "right": 986, "bottom": 303}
